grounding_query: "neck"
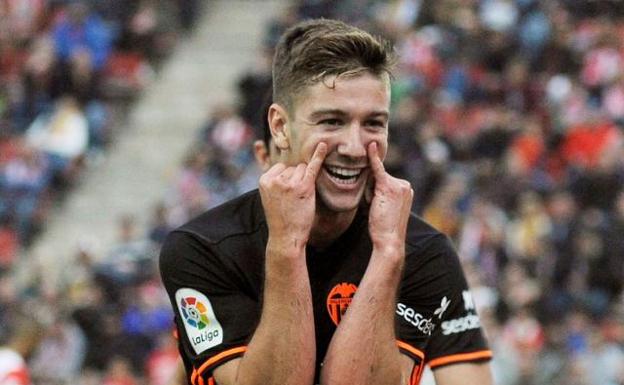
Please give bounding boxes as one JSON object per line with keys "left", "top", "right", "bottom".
{"left": 308, "top": 203, "right": 358, "bottom": 249}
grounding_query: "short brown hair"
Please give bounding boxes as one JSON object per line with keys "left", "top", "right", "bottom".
{"left": 272, "top": 19, "right": 396, "bottom": 112}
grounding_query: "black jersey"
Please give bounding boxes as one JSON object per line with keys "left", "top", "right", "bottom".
{"left": 160, "top": 189, "right": 491, "bottom": 385}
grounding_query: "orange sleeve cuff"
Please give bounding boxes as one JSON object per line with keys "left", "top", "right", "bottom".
{"left": 396, "top": 340, "right": 426, "bottom": 385}
{"left": 191, "top": 346, "right": 247, "bottom": 385}
{"left": 427, "top": 350, "right": 493, "bottom": 369}
{"left": 396, "top": 340, "right": 425, "bottom": 361}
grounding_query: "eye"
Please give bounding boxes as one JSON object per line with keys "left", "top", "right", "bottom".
{"left": 365, "top": 120, "right": 386, "bottom": 130}
{"left": 318, "top": 119, "right": 343, "bottom": 127}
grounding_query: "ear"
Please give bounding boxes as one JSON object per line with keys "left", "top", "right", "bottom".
{"left": 253, "top": 140, "right": 271, "bottom": 172}
{"left": 268, "top": 103, "right": 291, "bottom": 151}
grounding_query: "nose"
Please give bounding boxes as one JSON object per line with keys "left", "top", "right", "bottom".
{"left": 336, "top": 123, "right": 367, "bottom": 159}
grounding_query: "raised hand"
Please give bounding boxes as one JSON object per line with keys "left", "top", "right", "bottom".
{"left": 259, "top": 142, "right": 328, "bottom": 251}
{"left": 367, "top": 142, "right": 414, "bottom": 255}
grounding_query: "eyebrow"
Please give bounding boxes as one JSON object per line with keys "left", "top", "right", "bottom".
{"left": 308, "top": 109, "right": 389, "bottom": 120}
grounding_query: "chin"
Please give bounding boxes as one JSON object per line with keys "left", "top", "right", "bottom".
{"left": 317, "top": 189, "right": 364, "bottom": 213}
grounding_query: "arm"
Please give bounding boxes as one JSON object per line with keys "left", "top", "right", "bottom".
{"left": 320, "top": 247, "right": 414, "bottom": 385}
{"left": 433, "top": 362, "right": 493, "bottom": 385}
{"left": 214, "top": 237, "right": 314, "bottom": 385}
{"left": 422, "top": 237, "right": 493, "bottom": 385}
{"left": 214, "top": 143, "right": 328, "bottom": 385}
{"left": 320, "top": 142, "right": 414, "bottom": 385}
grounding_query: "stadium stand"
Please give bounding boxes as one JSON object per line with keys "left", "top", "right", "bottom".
{"left": 0, "top": 0, "right": 199, "bottom": 252}
{"left": 0, "top": 1, "right": 201, "bottom": 384}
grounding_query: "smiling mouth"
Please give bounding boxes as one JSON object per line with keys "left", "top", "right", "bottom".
{"left": 324, "top": 165, "right": 364, "bottom": 185}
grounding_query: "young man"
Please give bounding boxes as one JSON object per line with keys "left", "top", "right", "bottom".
{"left": 160, "top": 19, "right": 493, "bottom": 385}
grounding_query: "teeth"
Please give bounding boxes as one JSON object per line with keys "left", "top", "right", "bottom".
{"left": 324, "top": 165, "right": 362, "bottom": 185}
{"left": 326, "top": 166, "right": 361, "bottom": 177}
{"left": 328, "top": 174, "right": 357, "bottom": 184}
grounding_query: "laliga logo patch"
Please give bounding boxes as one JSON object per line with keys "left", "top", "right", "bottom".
{"left": 175, "top": 288, "right": 223, "bottom": 354}
{"left": 180, "top": 296, "right": 210, "bottom": 329}
{"left": 326, "top": 282, "right": 357, "bottom": 326}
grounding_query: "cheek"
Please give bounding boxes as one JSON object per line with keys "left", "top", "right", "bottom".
{"left": 377, "top": 141, "right": 389, "bottom": 159}
{"left": 366, "top": 134, "right": 388, "bottom": 158}
{"left": 299, "top": 141, "right": 323, "bottom": 164}
{"left": 303, "top": 132, "right": 336, "bottom": 153}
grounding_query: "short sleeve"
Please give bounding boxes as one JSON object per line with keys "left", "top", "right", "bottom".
{"left": 422, "top": 237, "right": 492, "bottom": 370}
{"left": 395, "top": 234, "right": 491, "bottom": 379}
{"left": 395, "top": 235, "right": 449, "bottom": 384}
{"left": 159, "top": 231, "right": 261, "bottom": 384}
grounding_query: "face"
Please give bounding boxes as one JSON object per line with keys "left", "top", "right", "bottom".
{"left": 270, "top": 72, "right": 390, "bottom": 213}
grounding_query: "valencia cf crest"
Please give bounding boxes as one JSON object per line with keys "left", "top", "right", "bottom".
{"left": 326, "top": 282, "right": 358, "bottom": 326}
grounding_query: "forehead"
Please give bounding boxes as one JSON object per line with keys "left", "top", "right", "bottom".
{"left": 292, "top": 72, "right": 390, "bottom": 117}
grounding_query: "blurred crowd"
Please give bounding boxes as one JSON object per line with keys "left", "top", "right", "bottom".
{"left": 0, "top": 0, "right": 198, "bottom": 260}
{"left": 2, "top": 0, "right": 624, "bottom": 385}
{"left": 0, "top": 0, "right": 200, "bottom": 384}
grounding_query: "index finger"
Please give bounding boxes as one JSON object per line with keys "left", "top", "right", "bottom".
{"left": 304, "top": 142, "right": 328, "bottom": 182}
{"left": 367, "top": 142, "right": 385, "bottom": 179}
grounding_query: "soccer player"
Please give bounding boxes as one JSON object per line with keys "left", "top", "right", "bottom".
{"left": 160, "top": 19, "right": 493, "bottom": 385}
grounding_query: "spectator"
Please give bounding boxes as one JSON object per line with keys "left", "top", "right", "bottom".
{"left": 147, "top": 203, "right": 174, "bottom": 246}
{"left": 144, "top": 332, "right": 180, "bottom": 385}
{"left": 0, "top": 144, "right": 50, "bottom": 242}
{"left": 583, "top": 326, "right": 624, "bottom": 385}
{"left": 101, "top": 357, "right": 138, "bottom": 385}
{"left": 0, "top": 218, "right": 18, "bottom": 271}
{"left": 97, "top": 215, "right": 151, "bottom": 292}
{"left": 29, "top": 317, "right": 86, "bottom": 385}
{"left": 51, "top": 2, "right": 113, "bottom": 99}
{"left": 125, "top": 0, "right": 180, "bottom": 64}
{"left": 25, "top": 95, "right": 88, "bottom": 182}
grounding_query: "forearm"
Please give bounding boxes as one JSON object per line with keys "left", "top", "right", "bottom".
{"left": 222, "top": 145, "right": 325, "bottom": 385}
{"left": 320, "top": 247, "right": 407, "bottom": 385}
{"left": 233, "top": 240, "right": 316, "bottom": 385}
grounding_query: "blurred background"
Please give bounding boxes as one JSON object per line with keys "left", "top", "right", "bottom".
{"left": 1, "top": 1, "right": 624, "bottom": 384}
